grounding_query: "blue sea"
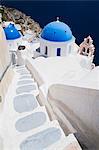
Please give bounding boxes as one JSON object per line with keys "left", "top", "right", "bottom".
{"left": 2, "top": 1, "right": 99, "bottom": 65}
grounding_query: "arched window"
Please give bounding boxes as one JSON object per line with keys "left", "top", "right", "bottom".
{"left": 87, "top": 38, "right": 89, "bottom": 43}
{"left": 45, "top": 46, "right": 48, "bottom": 55}
{"left": 36, "top": 48, "right": 40, "bottom": 53}
{"left": 87, "top": 48, "right": 90, "bottom": 53}
{"left": 82, "top": 47, "right": 86, "bottom": 52}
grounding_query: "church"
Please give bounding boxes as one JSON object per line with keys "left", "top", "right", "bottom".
{"left": 40, "top": 17, "right": 75, "bottom": 57}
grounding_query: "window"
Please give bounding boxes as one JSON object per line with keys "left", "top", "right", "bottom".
{"left": 45, "top": 46, "right": 48, "bottom": 55}
{"left": 87, "top": 48, "right": 89, "bottom": 53}
{"left": 87, "top": 39, "right": 89, "bottom": 43}
{"left": 36, "top": 48, "right": 40, "bottom": 53}
{"left": 57, "top": 48, "right": 61, "bottom": 56}
{"left": 82, "top": 47, "right": 86, "bottom": 52}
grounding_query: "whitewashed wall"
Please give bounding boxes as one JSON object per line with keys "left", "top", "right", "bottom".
{"left": 40, "top": 37, "right": 75, "bottom": 57}
{"left": 48, "top": 84, "right": 99, "bottom": 149}
{"left": 0, "top": 26, "right": 10, "bottom": 80}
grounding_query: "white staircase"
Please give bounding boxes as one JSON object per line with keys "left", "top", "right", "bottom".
{"left": 1, "top": 65, "right": 82, "bottom": 150}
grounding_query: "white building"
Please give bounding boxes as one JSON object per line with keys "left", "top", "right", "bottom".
{"left": 40, "top": 18, "right": 76, "bottom": 57}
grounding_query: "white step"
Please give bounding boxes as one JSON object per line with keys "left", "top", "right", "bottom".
{"left": 15, "top": 65, "right": 27, "bottom": 70}
{"left": 17, "top": 79, "right": 35, "bottom": 86}
{"left": 19, "top": 75, "right": 33, "bottom": 80}
{"left": 15, "top": 66, "right": 31, "bottom": 76}
{"left": 19, "top": 120, "right": 65, "bottom": 150}
{"left": 15, "top": 66, "right": 35, "bottom": 82}
{"left": 16, "top": 68, "right": 29, "bottom": 74}
{"left": 13, "top": 93, "right": 39, "bottom": 113}
{"left": 17, "top": 70, "right": 31, "bottom": 76}
{"left": 15, "top": 106, "right": 50, "bottom": 133}
{"left": 16, "top": 82, "right": 39, "bottom": 96}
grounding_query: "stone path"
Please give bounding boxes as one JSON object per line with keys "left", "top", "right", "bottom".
{"left": 0, "top": 65, "right": 82, "bottom": 150}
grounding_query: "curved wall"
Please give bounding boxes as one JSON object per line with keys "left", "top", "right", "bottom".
{"left": 40, "top": 37, "right": 75, "bottom": 57}
{"left": 48, "top": 84, "right": 99, "bottom": 149}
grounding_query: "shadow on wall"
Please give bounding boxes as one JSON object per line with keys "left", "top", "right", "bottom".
{"left": 48, "top": 84, "right": 99, "bottom": 149}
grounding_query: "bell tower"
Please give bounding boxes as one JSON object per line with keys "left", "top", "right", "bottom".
{"left": 78, "top": 36, "right": 95, "bottom": 69}
{"left": 78, "top": 36, "right": 95, "bottom": 57}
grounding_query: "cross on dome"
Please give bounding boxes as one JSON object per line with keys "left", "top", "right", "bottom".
{"left": 56, "top": 17, "right": 59, "bottom": 22}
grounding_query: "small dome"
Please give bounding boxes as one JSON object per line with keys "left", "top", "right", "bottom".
{"left": 4, "top": 23, "right": 21, "bottom": 40}
{"left": 41, "top": 20, "right": 72, "bottom": 42}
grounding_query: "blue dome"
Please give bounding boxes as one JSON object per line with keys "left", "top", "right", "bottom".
{"left": 41, "top": 21, "right": 72, "bottom": 42}
{"left": 4, "top": 23, "right": 21, "bottom": 40}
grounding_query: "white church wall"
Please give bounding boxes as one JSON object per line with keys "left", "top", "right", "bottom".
{"left": 40, "top": 39, "right": 45, "bottom": 55}
{"left": 40, "top": 36, "right": 75, "bottom": 57}
{"left": 7, "top": 37, "right": 22, "bottom": 52}
{"left": 48, "top": 46, "right": 54, "bottom": 56}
